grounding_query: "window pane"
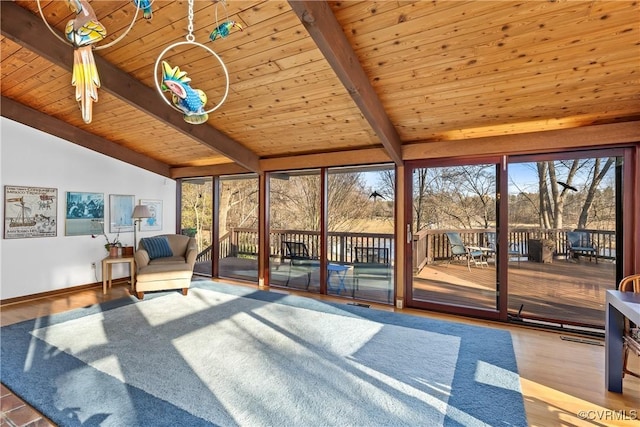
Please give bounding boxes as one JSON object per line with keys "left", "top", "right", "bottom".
{"left": 269, "top": 170, "right": 321, "bottom": 292}
{"left": 181, "top": 178, "right": 213, "bottom": 277}
{"left": 218, "top": 174, "right": 259, "bottom": 282}
{"left": 411, "top": 164, "right": 499, "bottom": 311}
{"left": 328, "top": 165, "right": 394, "bottom": 304}
{"left": 507, "top": 156, "right": 618, "bottom": 329}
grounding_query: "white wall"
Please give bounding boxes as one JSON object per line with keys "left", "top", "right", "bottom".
{"left": 0, "top": 117, "right": 177, "bottom": 300}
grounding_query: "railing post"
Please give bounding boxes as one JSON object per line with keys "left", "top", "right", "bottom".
{"left": 229, "top": 227, "right": 237, "bottom": 257}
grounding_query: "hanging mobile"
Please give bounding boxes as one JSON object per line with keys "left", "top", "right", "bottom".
{"left": 132, "top": 0, "right": 154, "bottom": 20}
{"left": 154, "top": 0, "right": 230, "bottom": 125}
{"left": 36, "top": 0, "right": 147, "bottom": 124}
{"left": 209, "top": 0, "right": 243, "bottom": 41}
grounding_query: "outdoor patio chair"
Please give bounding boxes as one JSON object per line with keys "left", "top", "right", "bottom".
{"left": 444, "top": 232, "right": 486, "bottom": 271}
{"left": 484, "top": 231, "right": 521, "bottom": 267}
{"left": 566, "top": 231, "right": 598, "bottom": 263}
{"left": 620, "top": 274, "right": 640, "bottom": 380}
{"left": 281, "top": 241, "right": 319, "bottom": 288}
{"left": 352, "top": 247, "right": 392, "bottom": 303}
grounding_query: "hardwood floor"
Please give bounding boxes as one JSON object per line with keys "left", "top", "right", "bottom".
{"left": 1, "top": 279, "right": 638, "bottom": 426}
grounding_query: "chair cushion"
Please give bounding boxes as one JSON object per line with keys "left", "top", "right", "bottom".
{"left": 136, "top": 263, "right": 193, "bottom": 282}
{"left": 142, "top": 236, "right": 173, "bottom": 260}
{"left": 149, "top": 255, "right": 187, "bottom": 265}
{"left": 571, "top": 246, "right": 596, "bottom": 252}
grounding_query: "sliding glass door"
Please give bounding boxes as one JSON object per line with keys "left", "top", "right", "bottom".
{"left": 406, "top": 149, "right": 623, "bottom": 328}
{"left": 407, "top": 159, "right": 501, "bottom": 318}
{"left": 506, "top": 152, "right": 619, "bottom": 329}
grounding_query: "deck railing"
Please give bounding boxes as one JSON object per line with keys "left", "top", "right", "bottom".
{"left": 201, "top": 227, "right": 615, "bottom": 269}
{"left": 412, "top": 227, "right": 615, "bottom": 271}
{"left": 214, "top": 228, "right": 394, "bottom": 264}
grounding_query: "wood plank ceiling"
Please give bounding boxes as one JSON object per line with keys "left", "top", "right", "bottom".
{"left": 1, "top": 0, "right": 639, "bottom": 178}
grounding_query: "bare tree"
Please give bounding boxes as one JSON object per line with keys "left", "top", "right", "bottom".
{"left": 267, "top": 172, "right": 374, "bottom": 232}
{"left": 328, "top": 173, "right": 370, "bottom": 231}
{"left": 535, "top": 157, "right": 615, "bottom": 229}
{"left": 417, "top": 165, "right": 495, "bottom": 229}
{"left": 444, "top": 165, "right": 496, "bottom": 228}
{"left": 413, "top": 168, "right": 431, "bottom": 231}
{"left": 382, "top": 165, "right": 496, "bottom": 231}
{"left": 181, "top": 179, "right": 213, "bottom": 251}
{"left": 577, "top": 157, "right": 615, "bottom": 229}
{"left": 220, "top": 178, "right": 258, "bottom": 237}
{"left": 270, "top": 174, "right": 321, "bottom": 231}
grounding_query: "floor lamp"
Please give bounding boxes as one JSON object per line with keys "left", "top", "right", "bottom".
{"left": 132, "top": 204, "right": 151, "bottom": 251}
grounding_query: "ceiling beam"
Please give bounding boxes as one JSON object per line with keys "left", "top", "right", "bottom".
{"left": 116, "top": 118, "right": 640, "bottom": 177}
{"left": 288, "top": 0, "right": 403, "bottom": 166}
{"left": 0, "top": 1, "right": 261, "bottom": 174}
{"left": 171, "top": 163, "right": 250, "bottom": 179}
{"left": 1, "top": 97, "right": 172, "bottom": 178}
{"left": 261, "top": 148, "right": 391, "bottom": 172}
{"left": 403, "top": 121, "right": 640, "bottom": 160}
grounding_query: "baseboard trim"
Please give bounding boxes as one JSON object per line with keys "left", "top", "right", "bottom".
{"left": 0, "top": 279, "right": 129, "bottom": 307}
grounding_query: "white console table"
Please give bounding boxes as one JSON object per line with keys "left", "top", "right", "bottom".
{"left": 605, "top": 290, "right": 640, "bottom": 393}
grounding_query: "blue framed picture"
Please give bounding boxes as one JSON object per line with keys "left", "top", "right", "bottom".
{"left": 109, "top": 194, "right": 135, "bottom": 233}
{"left": 65, "top": 191, "right": 104, "bottom": 236}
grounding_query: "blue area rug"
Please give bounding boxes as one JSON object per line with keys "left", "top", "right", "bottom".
{"left": 1, "top": 281, "right": 527, "bottom": 426}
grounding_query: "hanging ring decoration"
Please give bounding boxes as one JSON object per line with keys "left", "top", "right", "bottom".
{"left": 154, "top": 0, "right": 229, "bottom": 124}
{"left": 36, "top": 0, "right": 144, "bottom": 50}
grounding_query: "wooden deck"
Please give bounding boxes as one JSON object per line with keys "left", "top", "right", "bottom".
{"left": 197, "top": 256, "right": 616, "bottom": 327}
{"left": 414, "top": 257, "right": 616, "bottom": 328}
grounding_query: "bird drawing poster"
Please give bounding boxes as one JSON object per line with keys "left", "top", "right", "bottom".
{"left": 4, "top": 185, "right": 58, "bottom": 239}
{"left": 139, "top": 199, "right": 162, "bottom": 231}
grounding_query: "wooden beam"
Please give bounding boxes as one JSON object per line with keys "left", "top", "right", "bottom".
{"left": 0, "top": 1, "right": 261, "bottom": 174}
{"left": 170, "top": 121, "right": 639, "bottom": 177}
{"left": 1, "top": 97, "right": 172, "bottom": 178}
{"left": 261, "top": 148, "right": 391, "bottom": 171}
{"left": 171, "top": 163, "right": 250, "bottom": 179}
{"left": 288, "top": 1, "right": 403, "bottom": 166}
{"left": 402, "top": 121, "right": 640, "bottom": 160}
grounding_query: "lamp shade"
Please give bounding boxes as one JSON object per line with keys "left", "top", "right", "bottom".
{"left": 132, "top": 204, "right": 152, "bottom": 219}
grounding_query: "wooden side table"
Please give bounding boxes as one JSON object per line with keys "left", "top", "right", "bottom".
{"left": 102, "top": 255, "right": 136, "bottom": 294}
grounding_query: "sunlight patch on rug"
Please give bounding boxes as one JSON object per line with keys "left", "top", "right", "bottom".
{"left": 475, "top": 360, "right": 522, "bottom": 392}
{"left": 31, "top": 288, "right": 461, "bottom": 426}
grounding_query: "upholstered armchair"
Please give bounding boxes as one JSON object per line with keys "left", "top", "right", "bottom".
{"left": 134, "top": 234, "right": 198, "bottom": 299}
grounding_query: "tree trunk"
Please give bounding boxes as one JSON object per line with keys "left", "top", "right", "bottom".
{"left": 577, "top": 157, "right": 614, "bottom": 229}
{"left": 537, "top": 162, "right": 551, "bottom": 228}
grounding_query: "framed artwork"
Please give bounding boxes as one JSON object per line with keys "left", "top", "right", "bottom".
{"left": 109, "top": 194, "right": 135, "bottom": 232}
{"left": 65, "top": 191, "right": 104, "bottom": 236}
{"left": 4, "top": 185, "right": 58, "bottom": 239}
{"left": 139, "top": 199, "right": 162, "bottom": 231}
